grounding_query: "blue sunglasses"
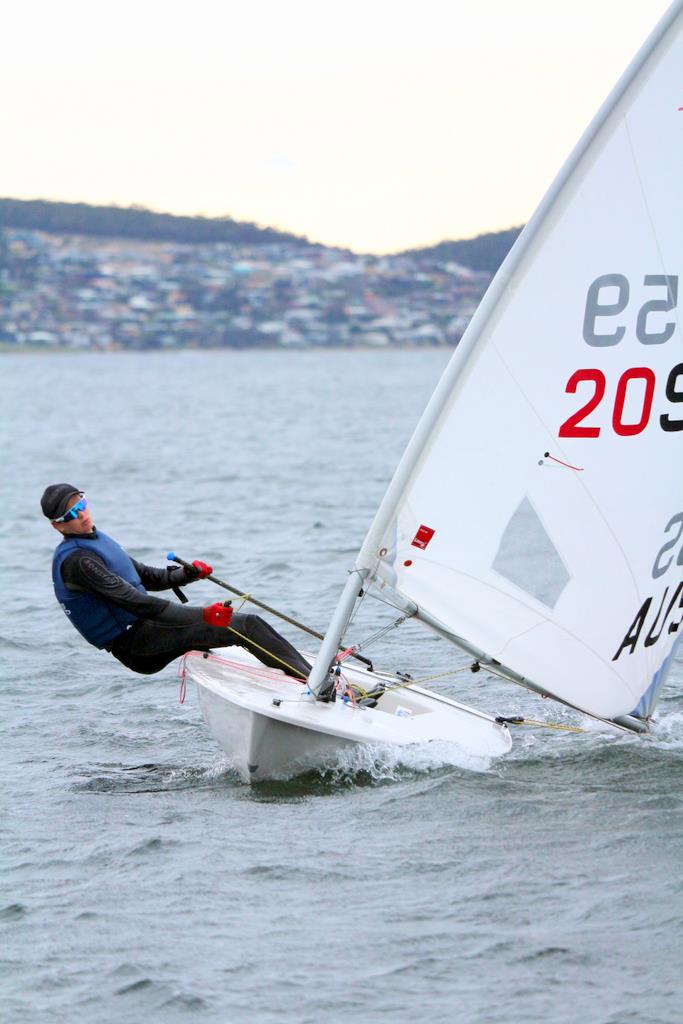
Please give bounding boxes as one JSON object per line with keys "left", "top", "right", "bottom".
{"left": 53, "top": 494, "right": 88, "bottom": 523}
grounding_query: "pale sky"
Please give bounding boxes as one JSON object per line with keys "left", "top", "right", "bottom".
{"left": 0, "top": 0, "right": 673, "bottom": 253}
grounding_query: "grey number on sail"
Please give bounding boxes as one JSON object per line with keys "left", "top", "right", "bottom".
{"left": 636, "top": 275, "right": 678, "bottom": 344}
{"left": 652, "top": 512, "right": 683, "bottom": 579}
{"left": 583, "top": 274, "right": 629, "bottom": 346}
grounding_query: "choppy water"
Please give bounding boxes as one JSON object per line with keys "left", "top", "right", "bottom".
{"left": 2, "top": 350, "right": 682, "bottom": 1024}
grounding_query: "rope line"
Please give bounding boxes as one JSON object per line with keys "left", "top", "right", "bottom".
{"left": 516, "top": 718, "right": 585, "bottom": 733}
{"left": 347, "top": 663, "right": 586, "bottom": 733}
{"left": 178, "top": 659, "right": 187, "bottom": 704}
{"left": 544, "top": 451, "right": 584, "bottom": 472}
{"left": 180, "top": 616, "right": 588, "bottom": 734}
{"left": 346, "top": 663, "right": 473, "bottom": 700}
{"left": 336, "top": 615, "right": 410, "bottom": 663}
{"left": 225, "top": 623, "right": 308, "bottom": 680}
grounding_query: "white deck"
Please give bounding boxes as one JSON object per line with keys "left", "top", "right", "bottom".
{"left": 184, "top": 648, "right": 512, "bottom": 781}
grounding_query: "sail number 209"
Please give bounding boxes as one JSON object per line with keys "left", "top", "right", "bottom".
{"left": 558, "top": 274, "right": 683, "bottom": 438}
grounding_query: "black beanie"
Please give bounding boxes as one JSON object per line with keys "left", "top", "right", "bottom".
{"left": 41, "top": 484, "right": 82, "bottom": 520}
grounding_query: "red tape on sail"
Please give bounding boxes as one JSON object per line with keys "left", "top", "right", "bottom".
{"left": 411, "top": 525, "right": 435, "bottom": 550}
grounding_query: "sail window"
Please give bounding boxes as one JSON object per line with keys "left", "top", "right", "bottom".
{"left": 492, "top": 497, "right": 570, "bottom": 609}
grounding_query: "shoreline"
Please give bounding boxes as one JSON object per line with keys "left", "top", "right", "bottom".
{"left": 0, "top": 342, "right": 458, "bottom": 355}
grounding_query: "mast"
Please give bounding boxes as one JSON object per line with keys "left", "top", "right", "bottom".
{"left": 307, "top": 568, "right": 368, "bottom": 696}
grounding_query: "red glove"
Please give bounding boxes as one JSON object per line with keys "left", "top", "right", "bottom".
{"left": 202, "top": 602, "right": 233, "bottom": 628}
{"left": 191, "top": 560, "right": 213, "bottom": 579}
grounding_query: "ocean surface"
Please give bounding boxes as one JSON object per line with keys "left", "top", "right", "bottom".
{"left": 2, "top": 350, "right": 682, "bottom": 1024}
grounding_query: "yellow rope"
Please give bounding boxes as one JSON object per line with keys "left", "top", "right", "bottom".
{"left": 510, "top": 717, "right": 586, "bottom": 733}
{"left": 224, "top": 623, "right": 308, "bottom": 681}
{"left": 216, "top": 634, "right": 587, "bottom": 731}
{"left": 346, "top": 664, "right": 472, "bottom": 699}
{"left": 403, "top": 665, "right": 473, "bottom": 686}
{"left": 345, "top": 666, "right": 586, "bottom": 733}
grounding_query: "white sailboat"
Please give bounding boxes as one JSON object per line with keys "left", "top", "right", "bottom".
{"left": 185, "top": 0, "right": 683, "bottom": 781}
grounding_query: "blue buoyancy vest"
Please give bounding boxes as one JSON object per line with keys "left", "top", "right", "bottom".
{"left": 52, "top": 531, "right": 147, "bottom": 648}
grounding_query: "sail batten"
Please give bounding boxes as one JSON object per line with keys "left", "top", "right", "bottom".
{"left": 356, "top": 1, "right": 683, "bottom": 722}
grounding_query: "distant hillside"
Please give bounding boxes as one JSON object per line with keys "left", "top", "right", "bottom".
{"left": 406, "top": 227, "right": 523, "bottom": 275}
{"left": 0, "top": 198, "right": 311, "bottom": 248}
{"left": 0, "top": 197, "right": 523, "bottom": 275}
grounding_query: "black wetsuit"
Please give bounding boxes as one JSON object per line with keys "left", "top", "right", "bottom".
{"left": 58, "top": 533, "right": 311, "bottom": 678}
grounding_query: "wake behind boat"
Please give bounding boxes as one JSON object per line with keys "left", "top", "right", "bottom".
{"left": 184, "top": 648, "right": 511, "bottom": 782}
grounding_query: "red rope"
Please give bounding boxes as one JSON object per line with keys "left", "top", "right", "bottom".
{"left": 335, "top": 646, "right": 357, "bottom": 662}
{"left": 544, "top": 451, "right": 583, "bottom": 472}
{"left": 180, "top": 649, "right": 356, "bottom": 702}
{"left": 178, "top": 656, "right": 187, "bottom": 704}
{"left": 182, "top": 649, "right": 307, "bottom": 684}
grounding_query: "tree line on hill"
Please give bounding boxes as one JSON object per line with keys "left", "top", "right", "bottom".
{"left": 413, "top": 227, "right": 522, "bottom": 275}
{"left": 0, "top": 198, "right": 308, "bottom": 248}
{"left": 0, "top": 197, "right": 522, "bottom": 273}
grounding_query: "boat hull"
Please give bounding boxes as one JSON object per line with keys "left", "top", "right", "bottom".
{"left": 185, "top": 648, "right": 512, "bottom": 782}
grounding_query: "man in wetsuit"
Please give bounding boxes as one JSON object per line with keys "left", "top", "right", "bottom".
{"left": 42, "top": 483, "right": 311, "bottom": 680}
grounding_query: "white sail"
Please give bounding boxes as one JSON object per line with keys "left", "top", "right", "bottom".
{"left": 356, "top": 1, "right": 683, "bottom": 723}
